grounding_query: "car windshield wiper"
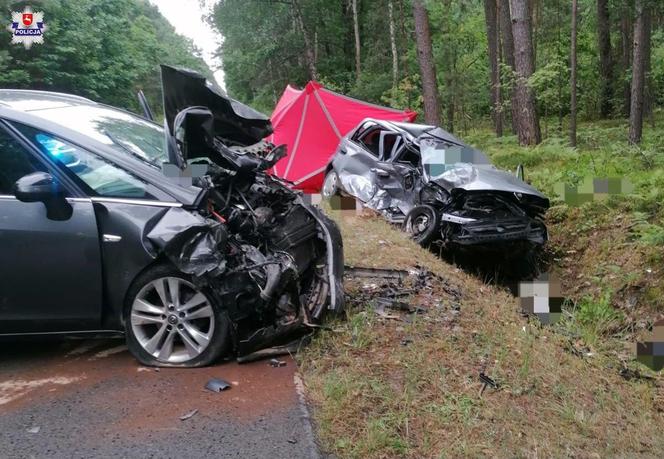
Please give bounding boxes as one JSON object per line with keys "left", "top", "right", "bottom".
{"left": 103, "top": 130, "right": 160, "bottom": 169}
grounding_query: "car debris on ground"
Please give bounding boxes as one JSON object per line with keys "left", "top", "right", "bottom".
{"left": 179, "top": 409, "right": 198, "bottom": 421}
{"left": 344, "top": 265, "right": 463, "bottom": 327}
{"left": 204, "top": 378, "right": 231, "bottom": 393}
{"left": 478, "top": 372, "right": 499, "bottom": 396}
{"left": 235, "top": 335, "right": 311, "bottom": 363}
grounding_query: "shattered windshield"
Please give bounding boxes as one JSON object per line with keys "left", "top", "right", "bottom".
{"left": 420, "top": 138, "right": 491, "bottom": 187}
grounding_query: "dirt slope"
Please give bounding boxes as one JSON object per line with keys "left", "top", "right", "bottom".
{"left": 299, "top": 210, "right": 664, "bottom": 458}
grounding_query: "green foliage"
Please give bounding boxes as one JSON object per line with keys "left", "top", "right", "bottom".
{"left": 212, "top": 0, "right": 663, "bottom": 129}
{"left": 0, "top": 0, "right": 211, "bottom": 113}
{"left": 572, "top": 291, "right": 624, "bottom": 348}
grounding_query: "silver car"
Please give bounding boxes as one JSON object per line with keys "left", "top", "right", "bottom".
{"left": 322, "top": 118, "right": 549, "bottom": 250}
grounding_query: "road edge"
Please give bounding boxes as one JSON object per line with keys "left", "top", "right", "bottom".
{"left": 293, "top": 372, "right": 323, "bottom": 459}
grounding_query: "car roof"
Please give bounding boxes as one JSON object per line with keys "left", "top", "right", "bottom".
{"left": 0, "top": 89, "right": 200, "bottom": 206}
{"left": 0, "top": 89, "right": 97, "bottom": 112}
{"left": 386, "top": 121, "right": 435, "bottom": 138}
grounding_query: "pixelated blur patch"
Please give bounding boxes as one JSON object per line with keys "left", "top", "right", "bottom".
{"left": 325, "top": 194, "right": 363, "bottom": 219}
{"left": 162, "top": 163, "right": 208, "bottom": 186}
{"left": 518, "top": 272, "right": 564, "bottom": 325}
{"left": 554, "top": 177, "right": 634, "bottom": 206}
{"left": 634, "top": 319, "right": 664, "bottom": 372}
{"left": 301, "top": 193, "right": 323, "bottom": 207}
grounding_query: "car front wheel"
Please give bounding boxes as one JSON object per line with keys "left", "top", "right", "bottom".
{"left": 404, "top": 205, "right": 441, "bottom": 247}
{"left": 125, "top": 265, "right": 231, "bottom": 367}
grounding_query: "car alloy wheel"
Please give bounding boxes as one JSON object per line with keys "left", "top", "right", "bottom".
{"left": 322, "top": 170, "right": 339, "bottom": 198}
{"left": 130, "top": 276, "right": 215, "bottom": 364}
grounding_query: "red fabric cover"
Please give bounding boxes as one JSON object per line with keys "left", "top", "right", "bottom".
{"left": 268, "top": 81, "right": 417, "bottom": 193}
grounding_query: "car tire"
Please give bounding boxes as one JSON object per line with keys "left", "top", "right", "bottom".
{"left": 404, "top": 205, "right": 441, "bottom": 247}
{"left": 322, "top": 170, "right": 340, "bottom": 198}
{"left": 124, "top": 264, "right": 231, "bottom": 368}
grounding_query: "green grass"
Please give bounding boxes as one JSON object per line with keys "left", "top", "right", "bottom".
{"left": 561, "top": 291, "right": 625, "bottom": 350}
{"left": 300, "top": 212, "right": 664, "bottom": 458}
{"left": 466, "top": 114, "right": 664, "bottom": 349}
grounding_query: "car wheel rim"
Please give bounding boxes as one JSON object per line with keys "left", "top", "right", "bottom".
{"left": 323, "top": 173, "right": 337, "bottom": 197}
{"left": 408, "top": 213, "right": 430, "bottom": 237}
{"left": 130, "top": 277, "right": 215, "bottom": 364}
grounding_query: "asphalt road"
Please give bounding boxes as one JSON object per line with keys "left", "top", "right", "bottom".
{"left": 0, "top": 338, "right": 320, "bottom": 458}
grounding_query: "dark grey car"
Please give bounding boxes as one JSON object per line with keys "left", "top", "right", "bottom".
{"left": 322, "top": 118, "right": 549, "bottom": 251}
{"left": 0, "top": 67, "right": 344, "bottom": 367}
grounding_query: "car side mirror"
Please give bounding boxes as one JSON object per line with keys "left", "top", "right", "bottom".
{"left": 14, "top": 172, "right": 73, "bottom": 221}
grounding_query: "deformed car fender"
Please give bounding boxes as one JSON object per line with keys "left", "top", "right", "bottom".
{"left": 297, "top": 199, "right": 345, "bottom": 313}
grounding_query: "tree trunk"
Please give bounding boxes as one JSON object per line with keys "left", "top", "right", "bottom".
{"left": 352, "top": 0, "right": 361, "bottom": 82}
{"left": 388, "top": 0, "right": 399, "bottom": 96}
{"left": 412, "top": 0, "right": 441, "bottom": 125}
{"left": 292, "top": 0, "right": 317, "bottom": 80}
{"left": 629, "top": 0, "right": 650, "bottom": 144}
{"left": 484, "top": 0, "right": 503, "bottom": 137}
{"left": 556, "top": 0, "right": 563, "bottom": 132}
{"left": 597, "top": 0, "right": 613, "bottom": 118}
{"left": 620, "top": 3, "right": 633, "bottom": 118}
{"left": 643, "top": 8, "right": 653, "bottom": 127}
{"left": 498, "top": 0, "right": 518, "bottom": 134}
{"left": 570, "top": 0, "right": 578, "bottom": 147}
{"left": 509, "top": 0, "right": 541, "bottom": 145}
{"left": 446, "top": 47, "right": 456, "bottom": 133}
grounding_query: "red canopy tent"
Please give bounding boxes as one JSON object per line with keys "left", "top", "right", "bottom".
{"left": 268, "top": 82, "right": 417, "bottom": 192}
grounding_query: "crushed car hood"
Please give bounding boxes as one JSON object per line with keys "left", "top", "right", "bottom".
{"left": 161, "top": 65, "right": 272, "bottom": 150}
{"left": 431, "top": 165, "right": 548, "bottom": 199}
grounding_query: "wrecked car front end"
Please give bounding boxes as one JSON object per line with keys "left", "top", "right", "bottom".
{"left": 417, "top": 137, "right": 549, "bottom": 249}
{"left": 150, "top": 66, "right": 344, "bottom": 358}
{"left": 431, "top": 188, "right": 548, "bottom": 248}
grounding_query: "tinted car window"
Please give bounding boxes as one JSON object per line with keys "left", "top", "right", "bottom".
{"left": 0, "top": 127, "right": 47, "bottom": 195}
{"left": 16, "top": 125, "right": 158, "bottom": 199}
{"left": 19, "top": 104, "right": 167, "bottom": 168}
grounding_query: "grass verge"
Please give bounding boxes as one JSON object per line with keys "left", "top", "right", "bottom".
{"left": 300, "top": 113, "right": 664, "bottom": 456}
{"left": 299, "top": 209, "right": 663, "bottom": 458}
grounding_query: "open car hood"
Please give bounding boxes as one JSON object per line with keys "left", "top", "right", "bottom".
{"left": 161, "top": 65, "right": 272, "bottom": 151}
{"left": 432, "top": 165, "right": 547, "bottom": 199}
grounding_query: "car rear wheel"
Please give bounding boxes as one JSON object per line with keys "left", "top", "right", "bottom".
{"left": 125, "top": 265, "right": 231, "bottom": 367}
{"left": 404, "top": 205, "right": 441, "bottom": 247}
{"left": 322, "top": 170, "right": 340, "bottom": 198}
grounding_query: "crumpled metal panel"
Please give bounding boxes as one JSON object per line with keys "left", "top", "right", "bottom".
{"left": 146, "top": 208, "right": 226, "bottom": 277}
{"left": 440, "top": 165, "right": 547, "bottom": 198}
{"left": 161, "top": 65, "right": 272, "bottom": 148}
{"left": 339, "top": 172, "right": 375, "bottom": 203}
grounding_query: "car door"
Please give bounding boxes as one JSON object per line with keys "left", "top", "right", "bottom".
{"left": 0, "top": 122, "right": 103, "bottom": 333}
{"left": 333, "top": 123, "right": 386, "bottom": 202}
{"left": 370, "top": 144, "right": 422, "bottom": 214}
